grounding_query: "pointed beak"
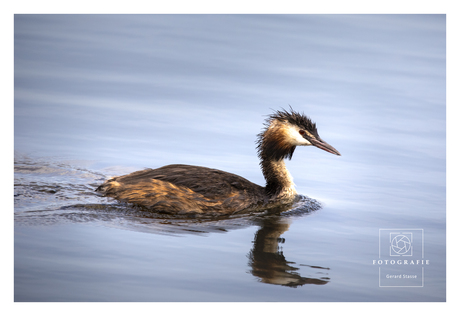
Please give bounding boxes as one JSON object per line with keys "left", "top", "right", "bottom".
{"left": 310, "top": 137, "right": 341, "bottom": 156}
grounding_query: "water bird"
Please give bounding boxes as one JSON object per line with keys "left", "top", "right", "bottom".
{"left": 96, "top": 108, "right": 340, "bottom": 215}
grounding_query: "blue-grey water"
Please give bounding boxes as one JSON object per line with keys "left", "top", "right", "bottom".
{"left": 14, "top": 14, "right": 446, "bottom": 302}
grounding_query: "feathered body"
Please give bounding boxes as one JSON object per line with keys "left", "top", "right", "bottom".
{"left": 96, "top": 108, "right": 340, "bottom": 215}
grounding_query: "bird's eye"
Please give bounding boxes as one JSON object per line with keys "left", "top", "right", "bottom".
{"left": 299, "top": 130, "right": 306, "bottom": 135}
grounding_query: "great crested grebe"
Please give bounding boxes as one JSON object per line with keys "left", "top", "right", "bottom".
{"left": 96, "top": 108, "right": 340, "bottom": 215}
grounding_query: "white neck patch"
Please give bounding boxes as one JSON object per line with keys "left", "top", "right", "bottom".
{"left": 285, "top": 124, "right": 312, "bottom": 146}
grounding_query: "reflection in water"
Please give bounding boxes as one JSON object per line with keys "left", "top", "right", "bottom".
{"left": 248, "top": 216, "right": 330, "bottom": 287}
{"left": 15, "top": 155, "right": 330, "bottom": 287}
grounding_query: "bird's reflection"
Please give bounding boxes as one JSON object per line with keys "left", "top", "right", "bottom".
{"left": 248, "top": 216, "right": 330, "bottom": 287}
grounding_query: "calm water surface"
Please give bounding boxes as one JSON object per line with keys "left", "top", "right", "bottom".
{"left": 14, "top": 14, "right": 446, "bottom": 302}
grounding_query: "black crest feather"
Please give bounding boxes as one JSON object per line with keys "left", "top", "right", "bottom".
{"left": 269, "top": 107, "right": 318, "bottom": 137}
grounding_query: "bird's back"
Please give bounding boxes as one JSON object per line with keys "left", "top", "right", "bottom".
{"left": 96, "top": 164, "right": 266, "bottom": 215}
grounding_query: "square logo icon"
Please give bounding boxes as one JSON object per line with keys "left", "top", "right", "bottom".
{"left": 389, "top": 232, "right": 413, "bottom": 256}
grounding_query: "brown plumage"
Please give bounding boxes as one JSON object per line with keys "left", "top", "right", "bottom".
{"left": 96, "top": 108, "right": 340, "bottom": 215}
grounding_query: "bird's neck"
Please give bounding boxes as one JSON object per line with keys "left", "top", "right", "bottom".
{"left": 257, "top": 122, "right": 299, "bottom": 200}
{"left": 261, "top": 158, "right": 297, "bottom": 200}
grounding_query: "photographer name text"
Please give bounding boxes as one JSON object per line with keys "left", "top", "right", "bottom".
{"left": 372, "top": 259, "right": 429, "bottom": 265}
